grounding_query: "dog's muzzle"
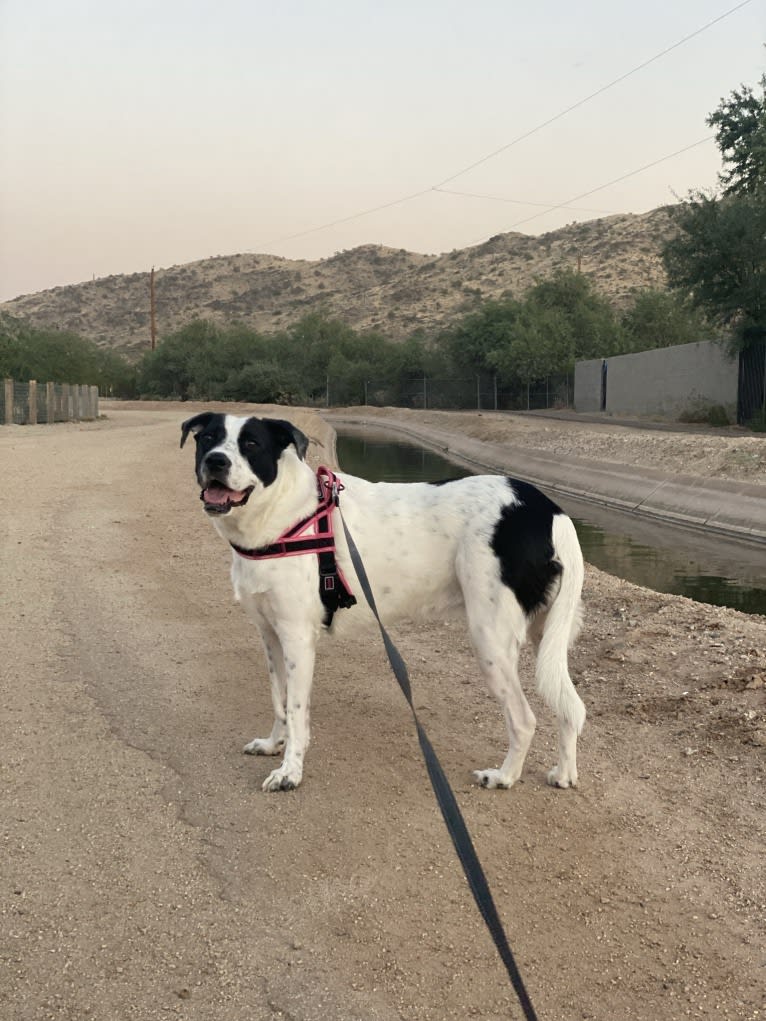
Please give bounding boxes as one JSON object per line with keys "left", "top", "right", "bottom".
{"left": 199, "top": 453, "right": 254, "bottom": 514}
{"left": 199, "top": 481, "right": 254, "bottom": 514}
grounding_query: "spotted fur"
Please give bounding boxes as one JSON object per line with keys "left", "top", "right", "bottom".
{"left": 181, "top": 412, "right": 586, "bottom": 793}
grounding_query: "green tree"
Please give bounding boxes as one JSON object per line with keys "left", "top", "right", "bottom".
{"left": 664, "top": 72, "right": 766, "bottom": 349}
{"left": 663, "top": 190, "right": 766, "bottom": 348}
{"left": 621, "top": 289, "right": 711, "bottom": 351}
{"left": 707, "top": 73, "right": 766, "bottom": 196}
{"left": 491, "top": 304, "right": 566, "bottom": 383}
{"left": 0, "top": 313, "right": 134, "bottom": 394}
{"left": 520, "top": 269, "right": 621, "bottom": 368}
{"left": 437, "top": 296, "right": 520, "bottom": 375}
{"left": 137, "top": 320, "right": 216, "bottom": 399}
{"left": 280, "top": 311, "right": 357, "bottom": 401}
{"left": 219, "top": 359, "right": 299, "bottom": 404}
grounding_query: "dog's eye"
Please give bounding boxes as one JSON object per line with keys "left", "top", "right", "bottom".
{"left": 242, "top": 438, "right": 260, "bottom": 450}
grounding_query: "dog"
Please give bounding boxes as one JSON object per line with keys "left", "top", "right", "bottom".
{"left": 181, "top": 412, "right": 586, "bottom": 793}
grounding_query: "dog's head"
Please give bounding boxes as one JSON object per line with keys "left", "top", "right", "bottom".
{"left": 180, "top": 413, "right": 309, "bottom": 515}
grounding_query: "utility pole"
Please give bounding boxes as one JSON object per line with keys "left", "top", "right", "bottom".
{"left": 150, "top": 267, "right": 157, "bottom": 350}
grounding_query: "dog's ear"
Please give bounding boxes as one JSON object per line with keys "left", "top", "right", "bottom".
{"left": 180, "top": 412, "right": 214, "bottom": 449}
{"left": 265, "top": 419, "right": 310, "bottom": 461}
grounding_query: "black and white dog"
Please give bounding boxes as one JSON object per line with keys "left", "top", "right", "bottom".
{"left": 181, "top": 412, "right": 586, "bottom": 793}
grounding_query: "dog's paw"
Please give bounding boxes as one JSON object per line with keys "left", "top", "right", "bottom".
{"left": 262, "top": 764, "right": 302, "bottom": 793}
{"left": 243, "top": 736, "right": 285, "bottom": 757}
{"left": 473, "top": 768, "right": 515, "bottom": 790}
{"left": 546, "top": 765, "right": 578, "bottom": 789}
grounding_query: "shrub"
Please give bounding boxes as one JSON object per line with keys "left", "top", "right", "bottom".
{"left": 678, "top": 400, "right": 731, "bottom": 426}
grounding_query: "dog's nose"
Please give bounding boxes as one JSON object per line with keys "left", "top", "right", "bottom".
{"left": 204, "top": 452, "right": 231, "bottom": 474}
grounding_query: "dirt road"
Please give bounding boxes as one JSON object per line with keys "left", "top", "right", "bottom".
{"left": 1, "top": 405, "right": 764, "bottom": 1021}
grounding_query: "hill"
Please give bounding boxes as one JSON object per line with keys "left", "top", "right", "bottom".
{"left": 0, "top": 207, "right": 676, "bottom": 358}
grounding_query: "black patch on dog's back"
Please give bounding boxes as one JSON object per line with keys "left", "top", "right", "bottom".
{"left": 491, "top": 479, "right": 564, "bottom": 616}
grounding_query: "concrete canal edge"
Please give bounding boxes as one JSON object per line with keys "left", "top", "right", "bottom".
{"left": 325, "top": 413, "right": 766, "bottom": 548}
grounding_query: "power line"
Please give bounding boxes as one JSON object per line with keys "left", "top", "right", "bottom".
{"left": 462, "top": 135, "right": 713, "bottom": 246}
{"left": 252, "top": 188, "right": 432, "bottom": 252}
{"left": 433, "top": 187, "right": 617, "bottom": 215}
{"left": 253, "top": 0, "right": 751, "bottom": 255}
{"left": 252, "top": 136, "right": 714, "bottom": 319}
{"left": 432, "top": 0, "right": 753, "bottom": 189}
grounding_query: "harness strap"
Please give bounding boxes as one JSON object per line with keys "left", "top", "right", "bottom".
{"left": 230, "top": 466, "right": 356, "bottom": 627}
{"left": 232, "top": 536, "right": 336, "bottom": 559}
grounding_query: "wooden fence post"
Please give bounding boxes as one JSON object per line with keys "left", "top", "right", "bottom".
{"left": 4, "top": 379, "right": 12, "bottom": 424}
{"left": 28, "top": 380, "right": 37, "bottom": 425}
{"left": 46, "top": 382, "right": 55, "bottom": 423}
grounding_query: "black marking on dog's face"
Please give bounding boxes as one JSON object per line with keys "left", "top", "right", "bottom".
{"left": 236, "top": 417, "right": 308, "bottom": 486}
{"left": 180, "top": 411, "right": 220, "bottom": 449}
{"left": 180, "top": 413, "right": 309, "bottom": 515}
{"left": 491, "top": 479, "right": 564, "bottom": 616}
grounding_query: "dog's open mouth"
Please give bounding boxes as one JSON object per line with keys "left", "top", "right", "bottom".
{"left": 200, "top": 481, "right": 254, "bottom": 514}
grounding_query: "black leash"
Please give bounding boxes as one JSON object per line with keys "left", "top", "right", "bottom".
{"left": 339, "top": 512, "right": 540, "bottom": 1021}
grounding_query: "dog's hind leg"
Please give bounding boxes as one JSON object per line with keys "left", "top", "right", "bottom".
{"left": 535, "top": 515, "right": 586, "bottom": 789}
{"left": 468, "top": 604, "right": 537, "bottom": 790}
{"left": 243, "top": 617, "right": 287, "bottom": 757}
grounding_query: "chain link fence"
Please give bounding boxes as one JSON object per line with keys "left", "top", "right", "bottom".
{"left": 355, "top": 373, "right": 573, "bottom": 412}
{"left": 1, "top": 379, "right": 100, "bottom": 425}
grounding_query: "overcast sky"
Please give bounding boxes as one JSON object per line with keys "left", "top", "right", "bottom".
{"left": 0, "top": 0, "right": 763, "bottom": 302}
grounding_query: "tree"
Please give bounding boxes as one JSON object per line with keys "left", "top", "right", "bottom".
{"left": 707, "top": 73, "right": 766, "bottom": 196}
{"left": 521, "top": 269, "right": 622, "bottom": 366}
{"left": 281, "top": 311, "right": 357, "bottom": 401}
{"left": 664, "top": 193, "right": 766, "bottom": 339}
{"left": 137, "top": 320, "right": 218, "bottom": 399}
{"left": 621, "top": 289, "right": 711, "bottom": 351}
{"left": 438, "top": 296, "right": 520, "bottom": 375}
{"left": 663, "top": 72, "right": 766, "bottom": 349}
{"left": 490, "top": 304, "right": 566, "bottom": 383}
{"left": 0, "top": 313, "right": 135, "bottom": 394}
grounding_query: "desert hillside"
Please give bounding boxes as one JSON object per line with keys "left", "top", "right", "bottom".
{"left": 1, "top": 206, "right": 676, "bottom": 358}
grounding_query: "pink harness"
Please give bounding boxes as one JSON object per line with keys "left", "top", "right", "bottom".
{"left": 230, "top": 466, "right": 357, "bottom": 625}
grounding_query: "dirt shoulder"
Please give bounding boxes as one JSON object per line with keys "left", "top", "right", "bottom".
{"left": 1, "top": 403, "right": 764, "bottom": 1021}
{"left": 327, "top": 406, "right": 766, "bottom": 484}
{"left": 326, "top": 408, "right": 766, "bottom": 542}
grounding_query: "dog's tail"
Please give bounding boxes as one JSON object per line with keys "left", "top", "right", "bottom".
{"left": 535, "top": 513, "right": 586, "bottom": 732}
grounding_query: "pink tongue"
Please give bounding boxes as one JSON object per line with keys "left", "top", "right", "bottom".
{"left": 204, "top": 486, "right": 246, "bottom": 505}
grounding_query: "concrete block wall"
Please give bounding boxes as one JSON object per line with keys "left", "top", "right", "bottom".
{"left": 575, "top": 340, "right": 738, "bottom": 420}
{"left": 574, "top": 358, "right": 604, "bottom": 413}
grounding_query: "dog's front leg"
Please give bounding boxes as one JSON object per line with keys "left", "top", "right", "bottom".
{"left": 243, "top": 619, "right": 287, "bottom": 757}
{"left": 261, "top": 627, "right": 316, "bottom": 793}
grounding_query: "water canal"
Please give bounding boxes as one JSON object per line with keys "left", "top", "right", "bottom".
{"left": 335, "top": 428, "right": 766, "bottom": 616}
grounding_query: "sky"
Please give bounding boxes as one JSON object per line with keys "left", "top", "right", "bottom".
{"left": 0, "top": 0, "right": 764, "bottom": 302}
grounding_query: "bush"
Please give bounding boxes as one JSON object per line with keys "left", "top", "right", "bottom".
{"left": 678, "top": 400, "right": 731, "bottom": 426}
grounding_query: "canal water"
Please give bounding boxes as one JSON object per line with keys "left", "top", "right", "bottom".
{"left": 335, "top": 429, "right": 766, "bottom": 617}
